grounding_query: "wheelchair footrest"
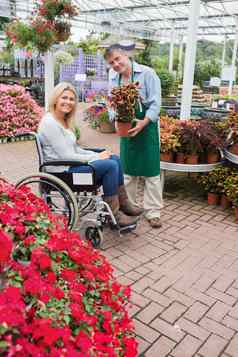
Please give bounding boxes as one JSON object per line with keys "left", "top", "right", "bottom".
{"left": 119, "top": 223, "right": 137, "bottom": 234}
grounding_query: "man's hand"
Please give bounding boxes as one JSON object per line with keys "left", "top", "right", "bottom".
{"left": 99, "top": 150, "right": 112, "bottom": 160}
{"left": 128, "top": 118, "right": 150, "bottom": 137}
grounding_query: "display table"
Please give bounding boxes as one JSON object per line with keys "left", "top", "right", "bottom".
{"left": 223, "top": 149, "right": 238, "bottom": 165}
{"left": 160, "top": 161, "right": 222, "bottom": 190}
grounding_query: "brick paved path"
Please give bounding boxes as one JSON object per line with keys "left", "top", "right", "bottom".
{"left": 1, "top": 112, "right": 238, "bottom": 357}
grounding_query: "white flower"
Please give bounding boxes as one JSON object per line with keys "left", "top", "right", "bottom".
{"left": 54, "top": 51, "right": 73, "bottom": 65}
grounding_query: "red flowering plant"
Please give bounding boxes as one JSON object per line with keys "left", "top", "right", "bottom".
{"left": 0, "top": 179, "right": 137, "bottom": 356}
{"left": 37, "top": 0, "right": 79, "bottom": 21}
{"left": 0, "top": 84, "right": 43, "bottom": 140}
{"left": 5, "top": 0, "right": 79, "bottom": 52}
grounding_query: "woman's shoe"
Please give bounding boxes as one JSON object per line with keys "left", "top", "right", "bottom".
{"left": 104, "top": 195, "right": 139, "bottom": 228}
{"left": 118, "top": 185, "right": 144, "bottom": 216}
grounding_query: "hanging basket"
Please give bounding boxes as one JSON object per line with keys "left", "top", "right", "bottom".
{"left": 55, "top": 30, "right": 71, "bottom": 42}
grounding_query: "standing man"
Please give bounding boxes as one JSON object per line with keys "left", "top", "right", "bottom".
{"left": 105, "top": 44, "right": 163, "bottom": 228}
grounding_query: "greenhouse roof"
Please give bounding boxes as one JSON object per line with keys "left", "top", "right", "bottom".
{"left": 3, "top": 0, "right": 238, "bottom": 41}
{"left": 75, "top": 0, "right": 238, "bottom": 41}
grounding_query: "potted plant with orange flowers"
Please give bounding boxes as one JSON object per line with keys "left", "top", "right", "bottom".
{"left": 110, "top": 83, "right": 140, "bottom": 137}
{"left": 160, "top": 116, "right": 181, "bottom": 162}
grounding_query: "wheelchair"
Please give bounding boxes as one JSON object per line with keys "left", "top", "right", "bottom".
{"left": 15, "top": 133, "right": 137, "bottom": 248}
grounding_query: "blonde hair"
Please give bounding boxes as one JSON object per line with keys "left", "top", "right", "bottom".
{"left": 48, "top": 82, "right": 78, "bottom": 126}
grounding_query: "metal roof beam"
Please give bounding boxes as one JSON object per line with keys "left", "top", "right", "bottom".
{"left": 125, "top": 13, "right": 238, "bottom": 24}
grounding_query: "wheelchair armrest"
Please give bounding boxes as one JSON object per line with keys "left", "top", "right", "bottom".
{"left": 40, "top": 160, "right": 96, "bottom": 178}
{"left": 82, "top": 147, "right": 105, "bottom": 153}
{"left": 14, "top": 132, "right": 36, "bottom": 139}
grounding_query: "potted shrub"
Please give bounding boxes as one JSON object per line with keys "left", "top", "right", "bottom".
{"left": 198, "top": 170, "right": 222, "bottom": 205}
{"left": 224, "top": 173, "right": 238, "bottom": 219}
{"left": 110, "top": 83, "right": 139, "bottom": 137}
{"left": 224, "top": 112, "right": 238, "bottom": 155}
{"left": 160, "top": 116, "right": 180, "bottom": 162}
{"left": 97, "top": 109, "right": 115, "bottom": 134}
{"left": 199, "top": 120, "right": 223, "bottom": 163}
{"left": 86, "top": 68, "right": 96, "bottom": 77}
{"left": 179, "top": 121, "right": 202, "bottom": 164}
{"left": 211, "top": 166, "right": 234, "bottom": 209}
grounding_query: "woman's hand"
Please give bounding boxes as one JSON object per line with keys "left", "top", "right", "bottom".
{"left": 99, "top": 150, "right": 112, "bottom": 160}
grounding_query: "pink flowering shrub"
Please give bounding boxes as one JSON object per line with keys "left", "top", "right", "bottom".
{"left": 0, "top": 84, "right": 43, "bottom": 138}
{"left": 0, "top": 179, "right": 137, "bottom": 356}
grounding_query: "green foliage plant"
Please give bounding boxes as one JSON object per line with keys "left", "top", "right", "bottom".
{"left": 224, "top": 173, "right": 238, "bottom": 207}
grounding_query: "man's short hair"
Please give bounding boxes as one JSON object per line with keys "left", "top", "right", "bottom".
{"left": 104, "top": 43, "right": 124, "bottom": 59}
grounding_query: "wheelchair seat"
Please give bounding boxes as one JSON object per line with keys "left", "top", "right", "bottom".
{"left": 34, "top": 132, "right": 100, "bottom": 194}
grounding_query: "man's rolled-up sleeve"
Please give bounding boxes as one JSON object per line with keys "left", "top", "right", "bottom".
{"left": 144, "top": 70, "right": 161, "bottom": 123}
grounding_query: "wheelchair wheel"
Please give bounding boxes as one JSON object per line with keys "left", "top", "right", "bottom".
{"left": 85, "top": 227, "right": 103, "bottom": 248}
{"left": 15, "top": 173, "right": 79, "bottom": 230}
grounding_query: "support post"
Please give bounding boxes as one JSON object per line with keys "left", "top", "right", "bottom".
{"left": 228, "top": 22, "right": 238, "bottom": 96}
{"left": 180, "top": 0, "right": 201, "bottom": 120}
{"left": 44, "top": 50, "right": 54, "bottom": 110}
{"left": 169, "top": 22, "right": 175, "bottom": 73}
{"left": 221, "top": 35, "right": 227, "bottom": 76}
{"left": 178, "top": 35, "right": 184, "bottom": 79}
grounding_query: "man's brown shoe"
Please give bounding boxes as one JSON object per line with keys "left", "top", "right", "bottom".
{"left": 148, "top": 217, "right": 162, "bottom": 228}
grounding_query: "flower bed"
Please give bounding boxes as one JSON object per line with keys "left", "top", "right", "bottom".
{"left": 0, "top": 84, "right": 43, "bottom": 142}
{"left": 0, "top": 179, "right": 137, "bottom": 356}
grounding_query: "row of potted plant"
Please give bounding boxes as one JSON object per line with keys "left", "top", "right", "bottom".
{"left": 198, "top": 165, "right": 238, "bottom": 219}
{"left": 0, "top": 178, "right": 137, "bottom": 356}
{"left": 160, "top": 116, "right": 225, "bottom": 164}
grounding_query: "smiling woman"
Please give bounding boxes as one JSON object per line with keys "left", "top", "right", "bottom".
{"left": 38, "top": 82, "right": 143, "bottom": 228}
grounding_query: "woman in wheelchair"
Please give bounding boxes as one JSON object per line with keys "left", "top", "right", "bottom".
{"left": 38, "top": 82, "right": 143, "bottom": 228}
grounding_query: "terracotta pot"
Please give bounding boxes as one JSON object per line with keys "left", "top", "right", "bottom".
{"left": 116, "top": 122, "right": 132, "bottom": 137}
{"left": 176, "top": 152, "right": 185, "bottom": 164}
{"left": 220, "top": 194, "right": 231, "bottom": 209}
{"left": 232, "top": 144, "right": 238, "bottom": 155}
{"left": 207, "top": 192, "right": 220, "bottom": 205}
{"left": 234, "top": 206, "right": 238, "bottom": 220}
{"left": 207, "top": 151, "right": 220, "bottom": 164}
{"left": 160, "top": 152, "right": 173, "bottom": 162}
{"left": 185, "top": 154, "right": 199, "bottom": 165}
{"left": 99, "top": 121, "right": 115, "bottom": 134}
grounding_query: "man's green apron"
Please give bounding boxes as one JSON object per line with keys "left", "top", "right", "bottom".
{"left": 119, "top": 64, "right": 160, "bottom": 177}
